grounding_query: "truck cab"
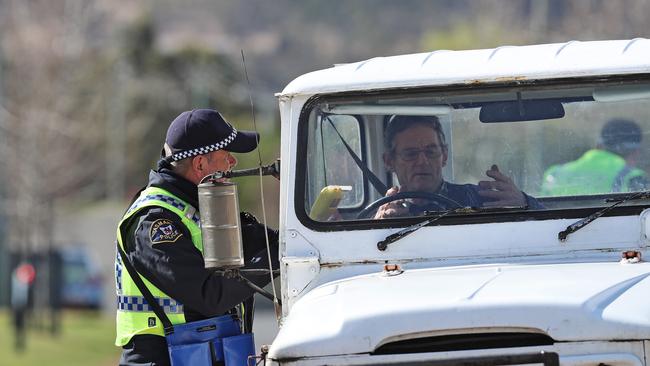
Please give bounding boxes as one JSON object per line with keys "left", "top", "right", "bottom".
{"left": 268, "top": 39, "right": 650, "bottom": 365}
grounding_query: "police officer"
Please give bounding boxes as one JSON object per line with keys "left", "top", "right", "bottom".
{"left": 115, "top": 109, "right": 279, "bottom": 365}
{"left": 541, "top": 118, "right": 649, "bottom": 196}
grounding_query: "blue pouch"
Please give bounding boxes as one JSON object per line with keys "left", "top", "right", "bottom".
{"left": 166, "top": 315, "right": 241, "bottom": 366}
{"left": 223, "top": 333, "right": 256, "bottom": 366}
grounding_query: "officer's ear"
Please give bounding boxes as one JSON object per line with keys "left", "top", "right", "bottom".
{"left": 186, "top": 155, "right": 208, "bottom": 184}
{"left": 191, "top": 155, "right": 207, "bottom": 173}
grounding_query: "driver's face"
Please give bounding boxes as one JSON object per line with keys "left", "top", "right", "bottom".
{"left": 384, "top": 125, "right": 448, "bottom": 193}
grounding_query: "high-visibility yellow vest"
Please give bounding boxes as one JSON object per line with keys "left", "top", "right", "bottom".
{"left": 114, "top": 187, "right": 202, "bottom": 346}
{"left": 541, "top": 149, "right": 646, "bottom": 196}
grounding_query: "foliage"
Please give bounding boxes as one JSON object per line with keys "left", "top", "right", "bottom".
{"left": 118, "top": 14, "right": 247, "bottom": 191}
{"left": 420, "top": 22, "right": 515, "bottom": 51}
{"left": 229, "top": 113, "right": 282, "bottom": 225}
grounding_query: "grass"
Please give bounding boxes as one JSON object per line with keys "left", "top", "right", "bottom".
{"left": 0, "top": 309, "right": 120, "bottom": 366}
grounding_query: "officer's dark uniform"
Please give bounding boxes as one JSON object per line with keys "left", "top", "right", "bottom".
{"left": 116, "top": 109, "right": 278, "bottom": 366}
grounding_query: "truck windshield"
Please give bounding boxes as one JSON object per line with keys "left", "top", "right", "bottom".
{"left": 301, "top": 80, "right": 650, "bottom": 223}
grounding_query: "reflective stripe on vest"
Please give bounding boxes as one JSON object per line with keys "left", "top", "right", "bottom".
{"left": 127, "top": 193, "right": 201, "bottom": 226}
{"left": 114, "top": 187, "right": 202, "bottom": 346}
{"left": 117, "top": 295, "right": 184, "bottom": 313}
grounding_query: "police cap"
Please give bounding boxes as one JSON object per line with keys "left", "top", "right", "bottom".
{"left": 164, "top": 109, "right": 259, "bottom": 161}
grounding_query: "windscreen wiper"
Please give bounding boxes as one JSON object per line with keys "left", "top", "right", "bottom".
{"left": 558, "top": 190, "right": 650, "bottom": 242}
{"left": 377, "top": 206, "right": 526, "bottom": 251}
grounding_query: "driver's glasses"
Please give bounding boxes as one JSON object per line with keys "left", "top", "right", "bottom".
{"left": 395, "top": 145, "right": 444, "bottom": 161}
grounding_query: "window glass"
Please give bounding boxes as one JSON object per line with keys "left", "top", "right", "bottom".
{"left": 306, "top": 114, "right": 364, "bottom": 221}
{"left": 301, "top": 81, "right": 650, "bottom": 222}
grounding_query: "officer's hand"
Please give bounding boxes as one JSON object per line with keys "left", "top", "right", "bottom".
{"left": 240, "top": 211, "right": 261, "bottom": 227}
{"left": 477, "top": 165, "right": 526, "bottom": 207}
{"left": 271, "top": 159, "right": 280, "bottom": 181}
{"left": 373, "top": 186, "right": 410, "bottom": 219}
{"left": 240, "top": 211, "right": 279, "bottom": 261}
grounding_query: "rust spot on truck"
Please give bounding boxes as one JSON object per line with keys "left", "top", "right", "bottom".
{"left": 321, "top": 259, "right": 382, "bottom": 268}
{"left": 495, "top": 76, "right": 528, "bottom": 82}
{"left": 467, "top": 76, "right": 529, "bottom": 84}
{"left": 321, "top": 258, "right": 430, "bottom": 268}
{"left": 620, "top": 250, "right": 642, "bottom": 264}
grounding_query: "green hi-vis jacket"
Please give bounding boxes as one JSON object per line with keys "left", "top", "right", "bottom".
{"left": 541, "top": 149, "right": 646, "bottom": 196}
{"left": 115, "top": 187, "right": 202, "bottom": 346}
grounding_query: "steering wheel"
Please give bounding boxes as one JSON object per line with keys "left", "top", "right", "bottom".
{"left": 357, "top": 191, "right": 463, "bottom": 219}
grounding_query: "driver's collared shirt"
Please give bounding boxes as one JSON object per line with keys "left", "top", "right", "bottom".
{"left": 407, "top": 181, "right": 542, "bottom": 214}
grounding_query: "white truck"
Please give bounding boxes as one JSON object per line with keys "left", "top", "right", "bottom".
{"left": 264, "top": 39, "right": 650, "bottom": 365}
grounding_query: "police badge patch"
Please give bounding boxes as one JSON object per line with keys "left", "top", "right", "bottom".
{"left": 150, "top": 219, "right": 183, "bottom": 244}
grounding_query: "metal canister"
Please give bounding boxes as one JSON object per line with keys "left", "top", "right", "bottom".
{"left": 197, "top": 181, "right": 244, "bottom": 269}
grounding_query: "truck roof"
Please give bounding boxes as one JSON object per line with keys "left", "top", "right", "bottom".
{"left": 279, "top": 38, "right": 650, "bottom": 97}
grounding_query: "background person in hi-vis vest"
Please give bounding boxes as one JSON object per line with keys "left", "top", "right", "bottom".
{"left": 541, "top": 118, "right": 650, "bottom": 196}
{"left": 115, "top": 109, "right": 279, "bottom": 366}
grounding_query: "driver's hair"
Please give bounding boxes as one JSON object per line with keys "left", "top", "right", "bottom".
{"left": 384, "top": 115, "right": 447, "bottom": 152}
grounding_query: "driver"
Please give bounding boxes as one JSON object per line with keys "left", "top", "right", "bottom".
{"left": 375, "top": 115, "right": 541, "bottom": 219}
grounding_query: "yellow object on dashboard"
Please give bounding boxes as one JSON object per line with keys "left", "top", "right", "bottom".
{"left": 309, "top": 185, "right": 351, "bottom": 221}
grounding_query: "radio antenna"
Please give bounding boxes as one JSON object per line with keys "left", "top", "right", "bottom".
{"left": 240, "top": 49, "right": 281, "bottom": 322}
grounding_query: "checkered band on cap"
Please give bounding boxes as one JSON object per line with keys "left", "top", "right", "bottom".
{"left": 170, "top": 128, "right": 238, "bottom": 161}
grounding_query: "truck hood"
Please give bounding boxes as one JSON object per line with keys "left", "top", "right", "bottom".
{"left": 269, "top": 262, "right": 650, "bottom": 360}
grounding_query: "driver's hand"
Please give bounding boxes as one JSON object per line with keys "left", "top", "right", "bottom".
{"left": 326, "top": 209, "right": 343, "bottom": 221}
{"left": 477, "top": 164, "right": 526, "bottom": 207}
{"left": 373, "top": 186, "right": 410, "bottom": 219}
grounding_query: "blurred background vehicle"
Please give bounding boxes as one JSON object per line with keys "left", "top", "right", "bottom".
{"left": 59, "top": 247, "right": 103, "bottom": 310}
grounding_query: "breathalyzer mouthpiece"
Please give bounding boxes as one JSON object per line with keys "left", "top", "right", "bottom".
{"left": 202, "top": 159, "right": 280, "bottom": 182}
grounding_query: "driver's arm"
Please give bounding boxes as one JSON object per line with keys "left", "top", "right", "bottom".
{"left": 477, "top": 164, "right": 542, "bottom": 209}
